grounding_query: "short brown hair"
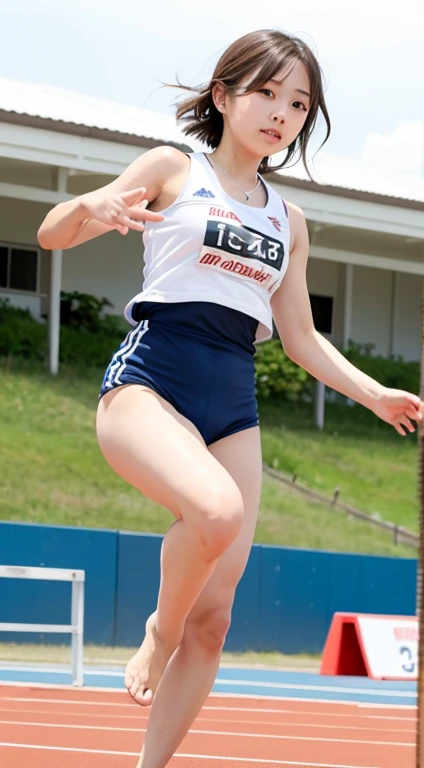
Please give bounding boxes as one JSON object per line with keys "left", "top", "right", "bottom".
{"left": 174, "top": 29, "right": 331, "bottom": 178}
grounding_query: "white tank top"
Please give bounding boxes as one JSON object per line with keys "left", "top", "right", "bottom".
{"left": 124, "top": 152, "right": 291, "bottom": 342}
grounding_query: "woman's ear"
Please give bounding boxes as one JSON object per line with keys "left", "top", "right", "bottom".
{"left": 211, "top": 81, "right": 227, "bottom": 114}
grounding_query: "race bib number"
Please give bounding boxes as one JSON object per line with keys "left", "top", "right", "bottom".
{"left": 198, "top": 219, "right": 286, "bottom": 292}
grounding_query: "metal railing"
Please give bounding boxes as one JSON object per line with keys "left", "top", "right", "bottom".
{"left": 263, "top": 464, "right": 419, "bottom": 549}
{"left": 0, "top": 564, "right": 85, "bottom": 685}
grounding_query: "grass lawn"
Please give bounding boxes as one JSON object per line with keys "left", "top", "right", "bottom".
{"left": 0, "top": 358, "right": 419, "bottom": 558}
{"left": 0, "top": 642, "right": 320, "bottom": 670}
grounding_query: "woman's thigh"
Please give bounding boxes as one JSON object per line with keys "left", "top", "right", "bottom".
{"left": 96, "top": 384, "right": 243, "bottom": 522}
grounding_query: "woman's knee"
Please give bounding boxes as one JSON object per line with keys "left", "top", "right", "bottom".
{"left": 184, "top": 605, "right": 233, "bottom": 655}
{"left": 185, "top": 485, "right": 244, "bottom": 560}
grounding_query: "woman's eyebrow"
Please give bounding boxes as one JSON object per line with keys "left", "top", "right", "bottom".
{"left": 269, "top": 78, "right": 311, "bottom": 99}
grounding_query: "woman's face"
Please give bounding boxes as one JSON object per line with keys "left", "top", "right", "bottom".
{"left": 216, "top": 59, "right": 311, "bottom": 158}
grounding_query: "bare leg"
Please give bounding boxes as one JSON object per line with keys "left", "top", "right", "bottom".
{"left": 96, "top": 385, "right": 244, "bottom": 704}
{"left": 136, "top": 425, "right": 262, "bottom": 767}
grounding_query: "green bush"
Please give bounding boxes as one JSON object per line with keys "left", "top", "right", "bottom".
{"left": 59, "top": 325, "right": 123, "bottom": 367}
{"left": 0, "top": 297, "right": 124, "bottom": 369}
{"left": 254, "top": 338, "right": 421, "bottom": 402}
{"left": 254, "top": 339, "right": 313, "bottom": 401}
{"left": 0, "top": 300, "right": 47, "bottom": 361}
{"left": 1, "top": 297, "right": 420, "bottom": 399}
{"left": 344, "top": 341, "right": 420, "bottom": 394}
{"left": 60, "top": 291, "right": 114, "bottom": 333}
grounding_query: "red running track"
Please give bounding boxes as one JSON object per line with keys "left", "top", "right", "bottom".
{"left": 0, "top": 685, "right": 416, "bottom": 768}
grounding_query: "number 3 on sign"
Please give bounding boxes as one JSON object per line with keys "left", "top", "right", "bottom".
{"left": 399, "top": 644, "right": 417, "bottom": 675}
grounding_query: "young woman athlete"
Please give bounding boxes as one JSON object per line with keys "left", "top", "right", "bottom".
{"left": 38, "top": 28, "right": 423, "bottom": 768}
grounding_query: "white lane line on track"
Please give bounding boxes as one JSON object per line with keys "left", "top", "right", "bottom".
{"left": 205, "top": 706, "right": 416, "bottom": 720}
{"left": 207, "top": 699, "right": 416, "bottom": 723}
{"left": 0, "top": 710, "right": 415, "bottom": 732}
{"left": 210, "top": 691, "right": 417, "bottom": 708}
{"left": 0, "top": 743, "right": 381, "bottom": 767}
{"left": 0, "top": 721, "right": 414, "bottom": 747}
{"left": 0, "top": 682, "right": 416, "bottom": 708}
{"left": 0, "top": 705, "right": 416, "bottom": 727}
{"left": 214, "top": 679, "right": 416, "bottom": 697}
{"left": 0, "top": 695, "right": 417, "bottom": 717}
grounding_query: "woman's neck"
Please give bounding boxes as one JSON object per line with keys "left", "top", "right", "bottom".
{"left": 208, "top": 141, "right": 261, "bottom": 187}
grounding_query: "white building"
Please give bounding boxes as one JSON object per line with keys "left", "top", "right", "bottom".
{"left": 0, "top": 77, "right": 423, "bottom": 374}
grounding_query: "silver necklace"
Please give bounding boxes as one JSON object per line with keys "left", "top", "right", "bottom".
{"left": 207, "top": 155, "right": 261, "bottom": 201}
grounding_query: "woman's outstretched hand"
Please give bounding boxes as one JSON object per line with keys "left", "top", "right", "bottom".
{"left": 80, "top": 187, "right": 164, "bottom": 235}
{"left": 369, "top": 388, "right": 423, "bottom": 436}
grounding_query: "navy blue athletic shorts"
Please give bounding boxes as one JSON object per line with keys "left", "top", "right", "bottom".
{"left": 99, "top": 301, "right": 259, "bottom": 446}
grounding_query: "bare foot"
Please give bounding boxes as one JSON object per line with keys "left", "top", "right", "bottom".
{"left": 124, "top": 612, "right": 176, "bottom": 706}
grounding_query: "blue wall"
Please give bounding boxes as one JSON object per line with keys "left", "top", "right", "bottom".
{"left": 114, "top": 532, "right": 162, "bottom": 646}
{"left": 0, "top": 522, "right": 417, "bottom": 653}
{"left": 0, "top": 522, "right": 117, "bottom": 645}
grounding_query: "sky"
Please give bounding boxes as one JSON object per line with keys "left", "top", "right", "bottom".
{"left": 1, "top": 0, "right": 423, "bottom": 176}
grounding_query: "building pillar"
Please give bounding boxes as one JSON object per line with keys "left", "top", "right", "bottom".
{"left": 343, "top": 263, "right": 354, "bottom": 350}
{"left": 48, "top": 168, "right": 68, "bottom": 375}
{"left": 388, "top": 271, "right": 399, "bottom": 357}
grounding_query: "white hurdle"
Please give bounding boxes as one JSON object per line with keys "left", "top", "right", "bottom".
{"left": 0, "top": 564, "right": 85, "bottom": 686}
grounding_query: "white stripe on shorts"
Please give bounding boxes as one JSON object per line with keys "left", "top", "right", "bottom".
{"left": 103, "top": 320, "right": 149, "bottom": 390}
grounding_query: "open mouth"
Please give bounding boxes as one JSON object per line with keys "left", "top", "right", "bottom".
{"left": 260, "top": 129, "right": 281, "bottom": 140}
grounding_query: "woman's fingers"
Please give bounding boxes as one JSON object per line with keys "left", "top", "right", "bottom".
{"left": 402, "top": 418, "right": 415, "bottom": 433}
{"left": 115, "top": 224, "right": 129, "bottom": 236}
{"left": 141, "top": 209, "right": 165, "bottom": 222}
{"left": 405, "top": 406, "right": 422, "bottom": 421}
{"left": 394, "top": 424, "right": 406, "bottom": 436}
{"left": 109, "top": 189, "right": 165, "bottom": 232}
{"left": 115, "top": 213, "right": 146, "bottom": 232}
{"left": 126, "top": 200, "right": 165, "bottom": 222}
{"left": 115, "top": 207, "right": 164, "bottom": 229}
{"left": 120, "top": 187, "right": 147, "bottom": 205}
{"left": 394, "top": 414, "right": 415, "bottom": 434}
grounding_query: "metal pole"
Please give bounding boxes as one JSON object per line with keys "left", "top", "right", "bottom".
{"left": 314, "top": 380, "right": 325, "bottom": 430}
{"left": 343, "top": 264, "right": 353, "bottom": 350}
{"left": 48, "top": 249, "right": 62, "bottom": 375}
{"left": 71, "top": 579, "right": 84, "bottom": 687}
{"left": 48, "top": 168, "right": 68, "bottom": 375}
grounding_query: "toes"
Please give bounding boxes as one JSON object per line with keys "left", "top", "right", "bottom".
{"left": 129, "top": 676, "right": 143, "bottom": 697}
{"left": 135, "top": 687, "right": 153, "bottom": 706}
{"left": 127, "top": 675, "right": 153, "bottom": 706}
{"left": 124, "top": 672, "right": 134, "bottom": 688}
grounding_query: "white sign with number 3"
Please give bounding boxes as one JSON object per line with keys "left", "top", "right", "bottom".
{"left": 357, "top": 616, "right": 418, "bottom": 679}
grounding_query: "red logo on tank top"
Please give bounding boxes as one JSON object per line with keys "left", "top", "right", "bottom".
{"left": 268, "top": 216, "right": 281, "bottom": 232}
{"left": 209, "top": 206, "right": 242, "bottom": 224}
{"left": 199, "top": 252, "right": 272, "bottom": 286}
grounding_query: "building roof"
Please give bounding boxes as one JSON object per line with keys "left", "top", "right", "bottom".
{"left": 1, "top": 77, "right": 423, "bottom": 205}
{"left": 276, "top": 150, "right": 424, "bottom": 206}
{"left": 0, "top": 77, "right": 190, "bottom": 148}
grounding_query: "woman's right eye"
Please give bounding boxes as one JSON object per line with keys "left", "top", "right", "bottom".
{"left": 258, "top": 88, "right": 274, "bottom": 98}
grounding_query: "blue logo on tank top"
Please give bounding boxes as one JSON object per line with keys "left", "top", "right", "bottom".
{"left": 193, "top": 188, "right": 215, "bottom": 198}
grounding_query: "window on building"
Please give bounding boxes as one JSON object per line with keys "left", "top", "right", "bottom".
{"left": 0, "top": 246, "right": 7, "bottom": 288}
{"left": 310, "top": 294, "right": 333, "bottom": 334}
{"left": 272, "top": 293, "right": 334, "bottom": 339}
{"left": 0, "top": 244, "right": 39, "bottom": 293}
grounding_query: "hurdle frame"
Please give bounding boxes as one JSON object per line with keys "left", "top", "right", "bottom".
{"left": 0, "top": 564, "right": 85, "bottom": 686}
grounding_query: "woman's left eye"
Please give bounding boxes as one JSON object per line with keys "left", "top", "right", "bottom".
{"left": 293, "top": 101, "right": 307, "bottom": 111}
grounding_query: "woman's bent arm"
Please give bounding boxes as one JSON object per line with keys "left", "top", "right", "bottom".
{"left": 271, "top": 203, "right": 422, "bottom": 434}
{"left": 37, "top": 145, "right": 187, "bottom": 250}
